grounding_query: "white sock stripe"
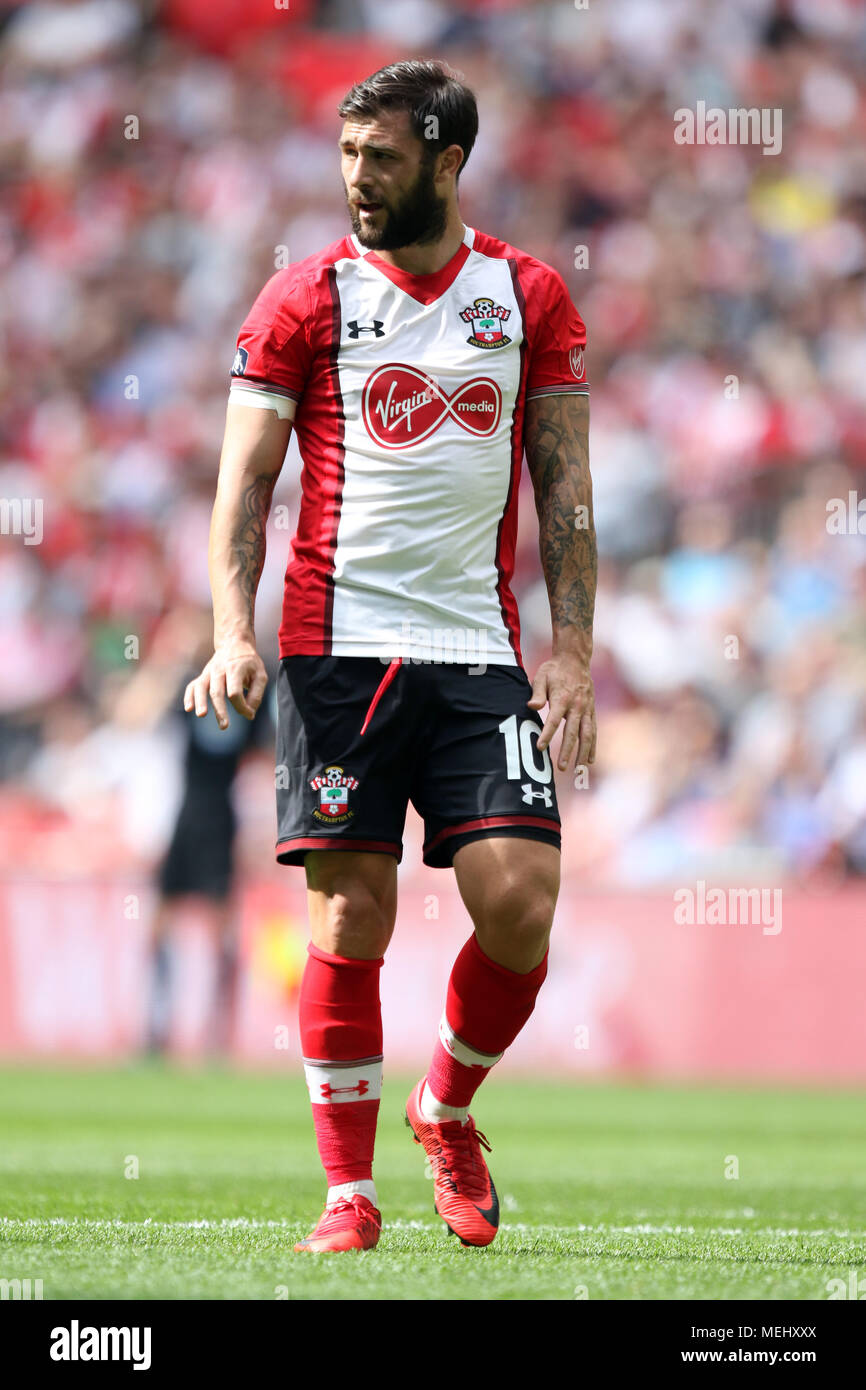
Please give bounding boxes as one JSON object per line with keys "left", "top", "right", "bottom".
{"left": 438, "top": 1012, "right": 503, "bottom": 1068}
{"left": 326, "top": 1180, "right": 378, "bottom": 1207}
{"left": 421, "top": 1081, "right": 470, "bottom": 1124}
{"left": 303, "top": 1060, "right": 382, "bottom": 1104}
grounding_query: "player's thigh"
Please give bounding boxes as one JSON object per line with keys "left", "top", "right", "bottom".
{"left": 305, "top": 849, "right": 398, "bottom": 958}
{"left": 453, "top": 836, "right": 560, "bottom": 970}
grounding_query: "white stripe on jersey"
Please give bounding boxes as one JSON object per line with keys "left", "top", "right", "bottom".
{"left": 326, "top": 227, "right": 522, "bottom": 662}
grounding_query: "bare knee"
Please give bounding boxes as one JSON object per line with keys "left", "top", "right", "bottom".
{"left": 472, "top": 871, "right": 558, "bottom": 973}
{"left": 315, "top": 886, "right": 393, "bottom": 957}
{"left": 305, "top": 854, "right": 396, "bottom": 958}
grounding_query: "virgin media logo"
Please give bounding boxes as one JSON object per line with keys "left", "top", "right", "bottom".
{"left": 362, "top": 363, "right": 502, "bottom": 449}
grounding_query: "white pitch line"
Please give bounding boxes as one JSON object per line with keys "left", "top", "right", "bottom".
{"left": 1, "top": 1217, "right": 863, "bottom": 1239}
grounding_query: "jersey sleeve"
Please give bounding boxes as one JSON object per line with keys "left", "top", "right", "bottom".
{"left": 524, "top": 267, "right": 589, "bottom": 400}
{"left": 229, "top": 268, "right": 313, "bottom": 408}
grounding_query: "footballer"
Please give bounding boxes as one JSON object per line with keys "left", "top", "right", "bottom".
{"left": 184, "top": 60, "right": 596, "bottom": 1252}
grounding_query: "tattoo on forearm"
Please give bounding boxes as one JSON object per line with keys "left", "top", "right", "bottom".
{"left": 230, "top": 472, "right": 276, "bottom": 623}
{"left": 524, "top": 394, "right": 596, "bottom": 638}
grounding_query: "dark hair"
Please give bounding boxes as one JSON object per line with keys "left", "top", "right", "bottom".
{"left": 338, "top": 60, "right": 478, "bottom": 180}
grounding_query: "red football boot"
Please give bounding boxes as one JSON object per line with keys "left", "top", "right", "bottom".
{"left": 405, "top": 1078, "right": 500, "bottom": 1247}
{"left": 293, "top": 1194, "right": 382, "bottom": 1253}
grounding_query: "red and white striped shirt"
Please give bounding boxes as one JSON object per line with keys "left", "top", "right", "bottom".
{"left": 230, "top": 224, "right": 588, "bottom": 665}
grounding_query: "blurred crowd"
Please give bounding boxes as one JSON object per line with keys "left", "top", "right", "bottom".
{"left": 1, "top": 0, "right": 865, "bottom": 888}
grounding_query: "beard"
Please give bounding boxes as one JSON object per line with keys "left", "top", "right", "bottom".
{"left": 347, "top": 159, "right": 449, "bottom": 251}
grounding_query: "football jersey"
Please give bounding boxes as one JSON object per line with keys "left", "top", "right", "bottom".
{"left": 229, "top": 224, "right": 588, "bottom": 666}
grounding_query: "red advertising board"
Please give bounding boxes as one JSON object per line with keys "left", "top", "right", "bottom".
{"left": 0, "top": 878, "right": 863, "bottom": 1082}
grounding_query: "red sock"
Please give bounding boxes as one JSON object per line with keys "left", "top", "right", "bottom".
{"left": 299, "top": 943, "right": 383, "bottom": 1185}
{"left": 426, "top": 933, "right": 548, "bottom": 1109}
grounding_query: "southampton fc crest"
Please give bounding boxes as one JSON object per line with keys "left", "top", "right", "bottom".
{"left": 459, "top": 296, "right": 512, "bottom": 349}
{"left": 310, "top": 765, "right": 359, "bottom": 824}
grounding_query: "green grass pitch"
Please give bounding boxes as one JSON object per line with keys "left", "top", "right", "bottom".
{"left": 0, "top": 1066, "right": 863, "bottom": 1300}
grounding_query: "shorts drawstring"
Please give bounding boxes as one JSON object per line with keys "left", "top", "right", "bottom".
{"left": 359, "top": 657, "right": 403, "bottom": 735}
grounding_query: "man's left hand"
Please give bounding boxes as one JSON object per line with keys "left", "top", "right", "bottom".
{"left": 527, "top": 654, "right": 597, "bottom": 773}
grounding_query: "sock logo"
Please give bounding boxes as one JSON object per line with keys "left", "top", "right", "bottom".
{"left": 319, "top": 1080, "right": 370, "bottom": 1100}
{"left": 305, "top": 1059, "right": 383, "bottom": 1105}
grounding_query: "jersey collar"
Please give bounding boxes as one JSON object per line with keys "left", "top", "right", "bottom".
{"left": 350, "top": 225, "right": 475, "bottom": 305}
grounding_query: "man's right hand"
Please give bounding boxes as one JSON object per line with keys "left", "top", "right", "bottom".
{"left": 183, "top": 639, "right": 268, "bottom": 730}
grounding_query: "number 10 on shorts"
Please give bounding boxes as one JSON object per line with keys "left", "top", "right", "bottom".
{"left": 498, "top": 715, "right": 553, "bottom": 784}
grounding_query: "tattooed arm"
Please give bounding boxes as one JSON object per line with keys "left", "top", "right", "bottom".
{"left": 184, "top": 401, "right": 292, "bottom": 729}
{"left": 523, "top": 392, "right": 597, "bottom": 771}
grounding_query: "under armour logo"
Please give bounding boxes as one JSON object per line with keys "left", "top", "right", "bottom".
{"left": 521, "top": 784, "right": 553, "bottom": 807}
{"left": 319, "top": 1080, "right": 369, "bottom": 1099}
{"left": 347, "top": 320, "right": 385, "bottom": 338}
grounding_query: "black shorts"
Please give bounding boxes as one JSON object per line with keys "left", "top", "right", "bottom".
{"left": 274, "top": 656, "right": 561, "bottom": 869}
{"left": 158, "top": 797, "right": 236, "bottom": 901}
